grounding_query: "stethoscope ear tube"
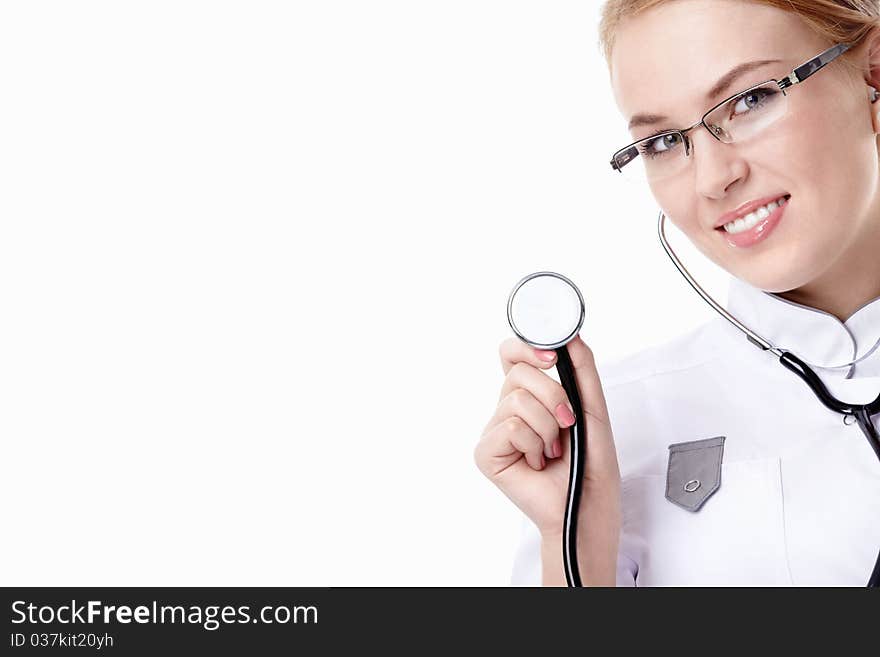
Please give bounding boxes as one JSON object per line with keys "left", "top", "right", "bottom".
{"left": 657, "top": 209, "right": 880, "bottom": 587}
{"left": 553, "top": 344, "right": 586, "bottom": 588}
{"left": 779, "top": 351, "right": 880, "bottom": 461}
{"left": 778, "top": 351, "right": 861, "bottom": 415}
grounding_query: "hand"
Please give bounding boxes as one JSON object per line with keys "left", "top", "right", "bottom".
{"left": 474, "top": 334, "right": 622, "bottom": 582}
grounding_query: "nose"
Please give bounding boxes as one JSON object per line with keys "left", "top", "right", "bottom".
{"left": 689, "top": 124, "right": 748, "bottom": 199}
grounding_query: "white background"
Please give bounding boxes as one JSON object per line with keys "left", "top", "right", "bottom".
{"left": 0, "top": 1, "right": 729, "bottom": 585}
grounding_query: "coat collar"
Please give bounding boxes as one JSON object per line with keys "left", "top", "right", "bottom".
{"left": 726, "top": 276, "right": 880, "bottom": 379}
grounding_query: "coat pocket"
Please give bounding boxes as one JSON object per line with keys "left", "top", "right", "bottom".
{"left": 665, "top": 436, "right": 725, "bottom": 512}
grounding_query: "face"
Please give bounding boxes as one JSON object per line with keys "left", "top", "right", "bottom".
{"left": 610, "top": 0, "right": 880, "bottom": 294}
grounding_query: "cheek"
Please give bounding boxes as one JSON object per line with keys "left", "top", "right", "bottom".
{"left": 772, "top": 93, "right": 872, "bottom": 229}
{"left": 648, "top": 181, "right": 701, "bottom": 235}
{"left": 650, "top": 175, "right": 696, "bottom": 223}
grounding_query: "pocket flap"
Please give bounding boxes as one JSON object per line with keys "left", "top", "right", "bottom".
{"left": 665, "top": 436, "right": 725, "bottom": 512}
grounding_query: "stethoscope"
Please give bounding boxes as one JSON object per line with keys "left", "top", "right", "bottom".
{"left": 507, "top": 216, "right": 880, "bottom": 587}
{"left": 507, "top": 271, "right": 587, "bottom": 587}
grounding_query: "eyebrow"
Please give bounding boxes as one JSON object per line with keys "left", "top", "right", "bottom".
{"left": 627, "top": 59, "right": 782, "bottom": 130}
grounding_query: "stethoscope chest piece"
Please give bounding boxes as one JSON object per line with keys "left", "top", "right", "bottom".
{"left": 507, "top": 271, "right": 585, "bottom": 350}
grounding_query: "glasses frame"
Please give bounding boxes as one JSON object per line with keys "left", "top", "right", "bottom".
{"left": 609, "top": 43, "right": 852, "bottom": 176}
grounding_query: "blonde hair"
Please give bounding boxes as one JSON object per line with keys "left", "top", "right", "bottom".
{"left": 599, "top": 0, "right": 879, "bottom": 76}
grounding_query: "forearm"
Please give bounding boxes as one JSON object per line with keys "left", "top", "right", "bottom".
{"left": 540, "top": 533, "right": 618, "bottom": 587}
{"left": 540, "top": 534, "right": 569, "bottom": 586}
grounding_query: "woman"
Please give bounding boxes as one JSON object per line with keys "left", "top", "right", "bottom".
{"left": 473, "top": 0, "right": 880, "bottom": 586}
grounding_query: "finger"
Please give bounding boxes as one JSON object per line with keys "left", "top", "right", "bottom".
{"left": 562, "top": 335, "right": 621, "bottom": 483}
{"left": 499, "top": 361, "right": 577, "bottom": 430}
{"left": 491, "top": 387, "right": 562, "bottom": 460}
{"left": 499, "top": 336, "right": 558, "bottom": 376}
{"left": 477, "top": 416, "right": 546, "bottom": 473}
{"left": 564, "top": 334, "right": 611, "bottom": 427}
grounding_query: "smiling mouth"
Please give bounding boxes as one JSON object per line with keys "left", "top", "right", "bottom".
{"left": 716, "top": 194, "right": 791, "bottom": 234}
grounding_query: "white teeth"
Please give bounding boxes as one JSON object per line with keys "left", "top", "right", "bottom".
{"left": 723, "top": 196, "right": 788, "bottom": 234}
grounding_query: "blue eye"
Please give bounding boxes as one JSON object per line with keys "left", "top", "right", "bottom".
{"left": 639, "top": 132, "right": 684, "bottom": 159}
{"left": 730, "top": 87, "right": 777, "bottom": 116}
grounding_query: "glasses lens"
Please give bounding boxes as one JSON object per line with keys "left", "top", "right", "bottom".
{"left": 703, "top": 81, "right": 787, "bottom": 143}
{"left": 612, "top": 130, "right": 689, "bottom": 185}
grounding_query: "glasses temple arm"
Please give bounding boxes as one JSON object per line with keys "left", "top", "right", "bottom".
{"left": 779, "top": 43, "right": 851, "bottom": 89}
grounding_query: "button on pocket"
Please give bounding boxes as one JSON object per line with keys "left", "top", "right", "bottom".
{"left": 665, "top": 436, "right": 725, "bottom": 512}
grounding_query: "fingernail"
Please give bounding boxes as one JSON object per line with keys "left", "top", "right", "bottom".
{"left": 555, "top": 402, "right": 576, "bottom": 427}
{"left": 540, "top": 453, "right": 546, "bottom": 468}
{"left": 536, "top": 349, "right": 556, "bottom": 362}
{"left": 544, "top": 443, "right": 554, "bottom": 460}
{"left": 552, "top": 439, "right": 561, "bottom": 458}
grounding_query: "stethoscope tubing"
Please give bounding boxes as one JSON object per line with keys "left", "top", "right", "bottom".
{"left": 553, "top": 345, "right": 586, "bottom": 587}
{"left": 779, "top": 352, "right": 880, "bottom": 460}
{"left": 657, "top": 209, "right": 880, "bottom": 587}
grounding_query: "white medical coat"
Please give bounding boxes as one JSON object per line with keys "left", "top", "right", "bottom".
{"left": 510, "top": 276, "right": 880, "bottom": 586}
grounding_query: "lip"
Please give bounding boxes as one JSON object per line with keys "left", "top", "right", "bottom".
{"left": 716, "top": 196, "right": 789, "bottom": 249}
{"left": 714, "top": 193, "right": 790, "bottom": 229}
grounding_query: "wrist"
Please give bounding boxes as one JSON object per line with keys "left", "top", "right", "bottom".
{"left": 539, "top": 530, "right": 618, "bottom": 587}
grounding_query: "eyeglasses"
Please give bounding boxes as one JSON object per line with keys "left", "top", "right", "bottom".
{"left": 609, "top": 43, "right": 852, "bottom": 185}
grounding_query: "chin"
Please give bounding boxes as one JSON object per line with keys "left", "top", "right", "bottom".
{"left": 732, "top": 263, "right": 819, "bottom": 295}
{"left": 722, "top": 232, "right": 834, "bottom": 293}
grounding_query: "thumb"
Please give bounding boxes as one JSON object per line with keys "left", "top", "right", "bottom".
{"left": 562, "top": 334, "right": 612, "bottom": 428}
